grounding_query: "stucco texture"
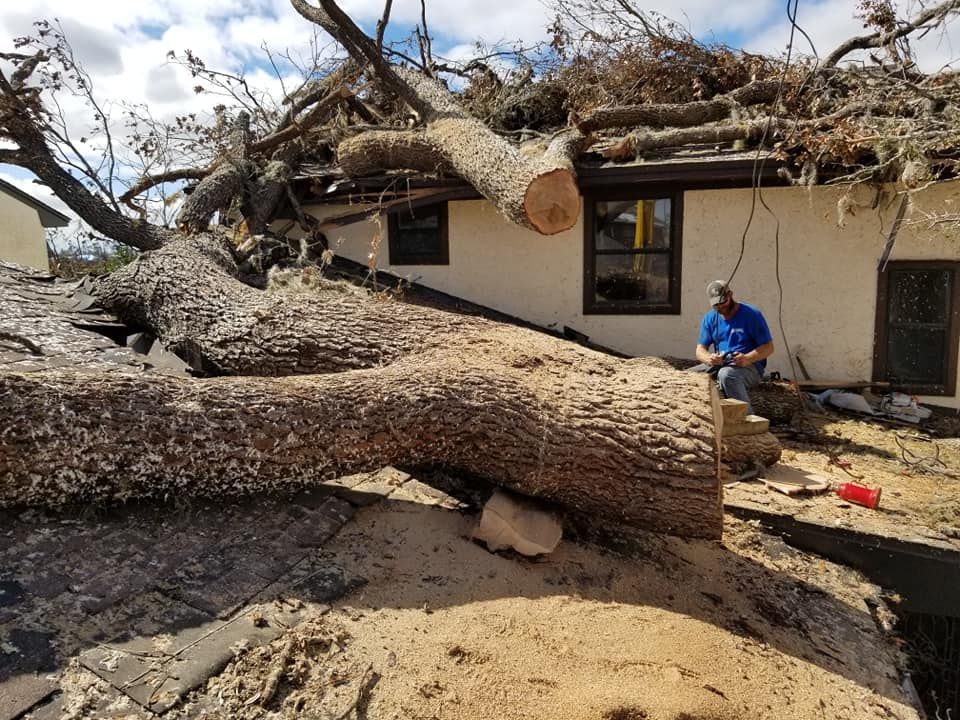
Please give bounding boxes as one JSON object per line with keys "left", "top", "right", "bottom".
{"left": 0, "top": 190, "right": 50, "bottom": 270}
{"left": 0, "top": 188, "right": 49, "bottom": 270}
{"left": 305, "top": 179, "right": 960, "bottom": 407}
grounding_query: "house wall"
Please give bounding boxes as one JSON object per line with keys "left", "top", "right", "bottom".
{"left": 0, "top": 189, "right": 49, "bottom": 271}
{"left": 304, "top": 178, "right": 960, "bottom": 407}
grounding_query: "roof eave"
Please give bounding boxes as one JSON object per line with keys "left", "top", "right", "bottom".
{"left": 0, "top": 178, "right": 72, "bottom": 227}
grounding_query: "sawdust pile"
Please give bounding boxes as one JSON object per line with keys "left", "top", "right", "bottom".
{"left": 171, "top": 500, "right": 919, "bottom": 720}
{"left": 776, "top": 414, "right": 960, "bottom": 533}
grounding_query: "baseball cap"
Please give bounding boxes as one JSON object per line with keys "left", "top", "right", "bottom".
{"left": 706, "top": 280, "right": 729, "bottom": 307}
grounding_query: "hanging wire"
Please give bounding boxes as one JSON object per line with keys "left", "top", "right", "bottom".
{"left": 726, "top": 0, "right": 810, "bottom": 289}
{"left": 726, "top": 0, "right": 820, "bottom": 390}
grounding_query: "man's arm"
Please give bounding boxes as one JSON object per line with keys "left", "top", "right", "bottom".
{"left": 696, "top": 343, "right": 723, "bottom": 366}
{"left": 732, "top": 341, "right": 774, "bottom": 367}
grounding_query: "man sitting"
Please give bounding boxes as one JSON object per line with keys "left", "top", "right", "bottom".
{"left": 691, "top": 280, "right": 775, "bottom": 415}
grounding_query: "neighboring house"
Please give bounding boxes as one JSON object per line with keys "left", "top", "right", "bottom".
{"left": 0, "top": 177, "right": 71, "bottom": 271}
{"left": 291, "top": 150, "right": 960, "bottom": 408}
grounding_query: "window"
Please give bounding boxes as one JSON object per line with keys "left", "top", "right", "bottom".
{"left": 388, "top": 203, "right": 448, "bottom": 265}
{"left": 584, "top": 193, "right": 682, "bottom": 314}
{"left": 874, "top": 261, "right": 960, "bottom": 395}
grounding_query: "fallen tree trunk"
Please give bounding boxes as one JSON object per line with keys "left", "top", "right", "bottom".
{"left": 0, "top": 236, "right": 729, "bottom": 538}
{"left": 91, "top": 234, "right": 498, "bottom": 375}
{"left": 1, "top": 352, "right": 723, "bottom": 539}
{"left": 336, "top": 69, "right": 581, "bottom": 235}
{"left": 291, "top": 0, "right": 580, "bottom": 235}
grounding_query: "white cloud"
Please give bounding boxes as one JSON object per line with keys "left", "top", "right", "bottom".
{"left": 744, "top": 0, "right": 960, "bottom": 70}
{"left": 0, "top": 169, "right": 75, "bottom": 220}
{"left": 145, "top": 64, "right": 191, "bottom": 103}
{"left": 0, "top": 0, "right": 956, "bottom": 193}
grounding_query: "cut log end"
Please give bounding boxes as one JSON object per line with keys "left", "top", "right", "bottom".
{"left": 523, "top": 168, "right": 581, "bottom": 235}
{"left": 723, "top": 432, "right": 783, "bottom": 468}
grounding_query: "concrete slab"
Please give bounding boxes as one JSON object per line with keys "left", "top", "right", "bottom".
{"left": 0, "top": 674, "right": 57, "bottom": 720}
{"left": 81, "top": 591, "right": 214, "bottom": 648}
{"left": 172, "top": 566, "right": 270, "bottom": 619}
{"left": 293, "top": 566, "right": 368, "bottom": 605}
{"left": 0, "top": 629, "right": 58, "bottom": 720}
{"left": 81, "top": 609, "right": 287, "bottom": 713}
{"left": 285, "top": 497, "right": 356, "bottom": 547}
{"left": 391, "top": 479, "right": 469, "bottom": 510}
{"left": 19, "top": 693, "right": 62, "bottom": 720}
{"left": 218, "top": 536, "right": 306, "bottom": 583}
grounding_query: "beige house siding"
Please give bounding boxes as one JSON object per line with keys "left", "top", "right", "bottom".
{"left": 304, "top": 179, "right": 960, "bottom": 407}
{"left": 0, "top": 188, "right": 50, "bottom": 271}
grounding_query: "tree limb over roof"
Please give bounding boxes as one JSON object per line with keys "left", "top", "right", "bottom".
{"left": 0, "top": 0, "right": 958, "bottom": 244}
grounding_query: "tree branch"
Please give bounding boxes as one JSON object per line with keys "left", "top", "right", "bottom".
{"left": 252, "top": 83, "right": 355, "bottom": 154}
{"left": 823, "top": 0, "right": 960, "bottom": 67}
{"left": 289, "top": 0, "right": 429, "bottom": 117}
{"left": 337, "top": 129, "right": 451, "bottom": 176}
{"left": 274, "top": 60, "right": 357, "bottom": 135}
{"left": 120, "top": 168, "right": 210, "bottom": 205}
{"left": 375, "top": 0, "right": 393, "bottom": 51}
{"left": 0, "top": 70, "right": 173, "bottom": 249}
{"left": 416, "top": 0, "right": 434, "bottom": 76}
{"left": 577, "top": 80, "right": 781, "bottom": 133}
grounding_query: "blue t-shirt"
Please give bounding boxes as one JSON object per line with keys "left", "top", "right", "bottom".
{"left": 698, "top": 302, "right": 773, "bottom": 374}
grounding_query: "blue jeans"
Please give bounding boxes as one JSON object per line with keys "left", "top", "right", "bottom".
{"left": 688, "top": 363, "right": 762, "bottom": 415}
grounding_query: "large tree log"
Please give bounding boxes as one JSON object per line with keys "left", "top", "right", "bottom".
{"left": 292, "top": 0, "right": 580, "bottom": 235}
{"left": 0, "top": 354, "right": 722, "bottom": 538}
{"left": 92, "top": 234, "right": 488, "bottom": 375}
{"left": 0, "top": 235, "right": 731, "bottom": 539}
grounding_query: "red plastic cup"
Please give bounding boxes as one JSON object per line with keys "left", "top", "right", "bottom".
{"left": 836, "top": 482, "right": 882, "bottom": 509}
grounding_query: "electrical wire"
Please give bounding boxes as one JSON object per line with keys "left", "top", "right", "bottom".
{"left": 725, "top": 0, "right": 819, "bottom": 389}
{"left": 725, "top": 0, "right": 804, "bottom": 289}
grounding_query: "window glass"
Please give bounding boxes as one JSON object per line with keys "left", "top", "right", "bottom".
{"left": 889, "top": 269, "right": 949, "bottom": 325}
{"left": 595, "top": 253, "right": 670, "bottom": 304}
{"left": 877, "top": 264, "right": 957, "bottom": 394}
{"left": 389, "top": 204, "right": 448, "bottom": 265}
{"left": 887, "top": 327, "right": 947, "bottom": 385}
{"left": 586, "top": 196, "right": 678, "bottom": 313}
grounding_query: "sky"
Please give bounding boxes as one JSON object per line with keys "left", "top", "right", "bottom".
{"left": 0, "top": 0, "right": 957, "bottom": 223}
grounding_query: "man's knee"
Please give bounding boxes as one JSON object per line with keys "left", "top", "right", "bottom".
{"left": 717, "top": 367, "right": 749, "bottom": 402}
{"left": 716, "top": 366, "right": 738, "bottom": 386}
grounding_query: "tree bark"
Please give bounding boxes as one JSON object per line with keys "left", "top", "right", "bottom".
{"left": 92, "top": 234, "right": 493, "bottom": 375}
{"left": 337, "top": 130, "right": 453, "bottom": 177}
{"left": 822, "top": 0, "right": 960, "bottom": 67}
{"left": 0, "top": 235, "right": 733, "bottom": 538}
{"left": 11, "top": 134, "right": 177, "bottom": 250}
{"left": 292, "top": 0, "right": 581, "bottom": 235}
{"left": 335, "top": 67, "right": 581, "bottom": 235}
{"left": 577, "top": 80, "right": 781, "bottom": 134}
{"left": 1, "top": 354, "right": 723, "bottom": 538}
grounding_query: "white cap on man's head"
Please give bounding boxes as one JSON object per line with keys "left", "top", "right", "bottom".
{"left": 706, "top": 280, "right": 729, "bottom": 307}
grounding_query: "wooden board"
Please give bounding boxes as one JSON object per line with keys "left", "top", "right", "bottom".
{"left": 723, "top": 414, "right": 770, "bottom": 437}
{"left": 796, "top": 380, "right": 891, "bottom": 390}
{"left": 719, "top": 398, "right": 747, "bottom": 423}
{"left": 762, "top": 464, "right": 831, "bottom": 496}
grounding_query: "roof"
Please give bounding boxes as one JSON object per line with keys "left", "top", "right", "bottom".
{"left": 294, "top": 145, "right": 794, "bottom": 205}
{"left": 0, "top": 177, "right": 72, "bottom": 228}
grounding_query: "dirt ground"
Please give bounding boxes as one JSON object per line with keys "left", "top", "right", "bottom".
{"left": 727, "top": 407, "right": 960, "bottom": 544}
{"left": 129, "top": 492, "right": 920, "bottom": 720}
{"left": 23, "top": 410, "right": 952, "bottom": 720}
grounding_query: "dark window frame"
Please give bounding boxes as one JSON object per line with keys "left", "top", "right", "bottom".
{"left": 387, "top": 202, "right": 449, "bottom": 266}
{"left": 873, "top": 260, "right": 960, "bottom": 396}
{"left": 583, "top": 190, "right": 683, "bottom": 315}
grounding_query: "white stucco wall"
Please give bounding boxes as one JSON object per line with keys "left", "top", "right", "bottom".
{"left": 0, "top": 190, "right": 49, "bottom": 271}
{"left": 305, "top": 179, "right": 960, "bottom": 407}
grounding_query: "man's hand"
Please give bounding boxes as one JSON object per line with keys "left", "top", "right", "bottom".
{"left": 732, "top": 352, "right": 752, "bottom": 367}
{"left": 708, "top": 353, "right": 724, "bottom": 366}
